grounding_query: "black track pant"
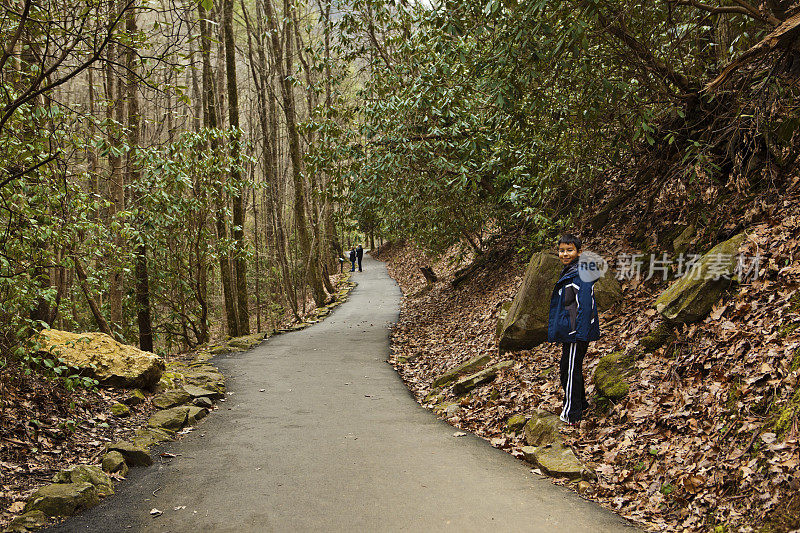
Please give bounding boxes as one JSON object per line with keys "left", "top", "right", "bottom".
{"left": 560, "top": 341, "right": 588, "bottom": 423}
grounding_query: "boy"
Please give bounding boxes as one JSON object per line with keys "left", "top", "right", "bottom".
{"left": 547, "top": 234, "right": 600, "bottom": 426}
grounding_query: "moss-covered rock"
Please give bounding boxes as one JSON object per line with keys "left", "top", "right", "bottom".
{"left": 497, "top": 252, "right": 563, "bottom": 350}
{"left": 147, "top": 406, "right": 189, "bottom": 431}
{"left": 110, "top": 402, "right": 130, "bottom": 417}
{"left": 434, "top": 402, "right": 460, "bottom": 417}
{"left": 52, "top": 465, "right": 113, "bottom": 497}
{"left": 524, "top": 443, "right": 590, "bottom": 480}
{"left": 152, "top": 389, "right": 191, "bottom": 409}
{"left": 774, "top": 386, "right": 800, "bottom": 438}
{"left": 655, "top": 233, "right": 745, "bottom": 323}
{"left": 183, "top": 367, "right": 225, "bottom": 394}
{"left": 155, "top": 370, "right": 185, "bottom": 392}
{"left": 452, "top": 361, "right": 513, "bottom": 395}
{"left": 23, "top": 482, "right": 99, "bottom": 517}
{"left": 186, "top": 406, "right": 209, "bottom": 425}
{"left": 506, "top": 413, "right": 528, "bottom": 434}
{"left": 594, "top": 274, "right": 623, "bottom": 311}
{"left": 640, "top": 321, "right": 676, "bottom": 353}
{"left": 422, "top": 389, "right": 444, "bottom": 405}
{"left": 432, "top": 354, "right": 492, "bottom": 388}
{"left": 132, "top": 427, "right": 174, "bottom": 449}
{"left": 672, "top": 224, "right": 696, "bottom": 255}
{"left": 121, "top": 388, "right": 146, "bottom": 406}
{"left": 495, "top": 301, "right": 512, "bottom": 340}
{"left": 193, "top": 396, "right": 214, "bottom": 409}
{"left": 106, "top": 441, "right": 152, "bottom": 467}
{"left": 4, "top": 510, "right": 47, "bottom": 532}
{"left": 593, "top": 350, "right": 635, "bottom": 400}
{"left": 33, "top": 330, "right": 164, "bottom": 390}
{"left": 101, "top": 451, "right": 128, "bottom": 476}
{"left": 227, "top": 332, "right": 268, "bottom": 351}
{"left": 209, "top": 345, "right": 231, "bottom": 355}
{"left": 181, "top": 384, "right": 222, "bottom": 401}
{"left": 522, "top": 409, "right": 562, "bottom": 447}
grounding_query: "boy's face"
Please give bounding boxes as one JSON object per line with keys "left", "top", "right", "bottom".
{"left": 558, "top": 243, "right": 579, "bottom": 265}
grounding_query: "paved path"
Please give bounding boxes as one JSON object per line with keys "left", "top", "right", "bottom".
{"left": 51, "top": 255, "right": 635, "bottom": 533}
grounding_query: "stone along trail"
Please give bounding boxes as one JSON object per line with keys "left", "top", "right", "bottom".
{"left": 51, "top": 255, "right": 636, "bottom": 533}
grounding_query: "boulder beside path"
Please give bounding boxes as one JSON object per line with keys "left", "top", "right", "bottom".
{"left": 497, "top": 251, "right": 621, "bottom": 350}
{"left": 34, "top": 330, "right": 164, "bottom": 390}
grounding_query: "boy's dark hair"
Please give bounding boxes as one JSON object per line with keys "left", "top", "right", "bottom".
{"left": 558, "top": 233, "right": 582, "bottom": 251}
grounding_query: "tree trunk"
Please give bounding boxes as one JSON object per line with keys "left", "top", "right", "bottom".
{"left": 126, "top": 4, "right": 153, "bottom": 352}
{"left": 200, "top": 1, "right": 239, "bottom": 337}
{"left": 106, "top": 0, "right": 125, "bottom": 327}
{"left": 264, "top": 0, "right": 326, "bottom": 307}
{"left": 223, "top": 0, "right": 250, "bottom": 335}
{"left": 74, "top": 257, "right": 114, "bottom": 338}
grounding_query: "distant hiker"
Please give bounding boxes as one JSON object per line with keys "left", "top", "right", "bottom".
{"left": 547, "top": 234, "right": 600, "bottom": 426}
{"left": 356, "top": 244, "right": 364, "bottom": 272}
{"left": 349, "top": 248, "right": 356, "bottom": 272}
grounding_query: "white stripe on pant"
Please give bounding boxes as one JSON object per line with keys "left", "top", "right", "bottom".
{"left": 560, "top": 341, "right": 588, "bottom": 423}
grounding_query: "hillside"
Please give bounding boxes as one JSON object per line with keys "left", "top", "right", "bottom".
{"left": 376, "top": 191, "right": 800, "bottom": 532}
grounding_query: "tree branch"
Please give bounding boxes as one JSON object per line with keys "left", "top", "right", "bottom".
{"left": 704, "top": 11, "right": 800, "bottom": 91}
{"left": 596, "top": 8, "right": 693, "bottom": 93}
{"left": 0, "top": 154, "right": 59, "bottom": 190}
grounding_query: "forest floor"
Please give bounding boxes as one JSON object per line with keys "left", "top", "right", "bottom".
{"left": 376, "top": 196, "right": 800, "bottom": 532}
{"left": 0, "top": 272, "right": 352, "bottom": 530}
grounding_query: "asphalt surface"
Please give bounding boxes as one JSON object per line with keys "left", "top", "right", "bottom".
{"left": 50, "top": 254, "right": 636, "bottom": 533}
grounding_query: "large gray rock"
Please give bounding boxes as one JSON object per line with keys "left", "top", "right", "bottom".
{"left": 452, "top": 361, "right": 513, "bottom": 396}
{"left": 655, "top": 233, "right": 745, "bottom": 323}
{"left": 498, "top": 253, "right": 563, "bottom": 350}
{"left": 498, "top": 252, "right": 621, "bottom": 350}
{"left": 107, "top": 441, "right": 152, "bottom": 467}
{"left": 148, "top": 406, "right": 189, "bottom": 431}
{"left": 34, "top": 330, "right": 164, "bottom": 390}
{"left": 23, "top": 482, "right": 99, "bottom": 517}
{"left": 523, "top": 409, "right": 562, "bottom": 447}
{"left": 52, "top": 465, "right": 113, "bottom": 497}
{"left": 432, "top": 354, "right": 492, "bottom": 388}
{"left": 152, "top": 389, "right": 191, "bottom": 409}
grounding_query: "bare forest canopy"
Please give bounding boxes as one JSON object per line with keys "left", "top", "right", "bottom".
{"left": 1, "top": 0, "right": 799, "bottom": 369}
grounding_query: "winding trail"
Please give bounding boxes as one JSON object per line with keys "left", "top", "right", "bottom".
{"left": 51, "top": 255, "right": 635, "bottom": 532}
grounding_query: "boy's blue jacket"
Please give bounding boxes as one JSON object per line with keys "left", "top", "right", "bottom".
{"left": 547, "top": 259, "right": 600, "bottom": 343}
